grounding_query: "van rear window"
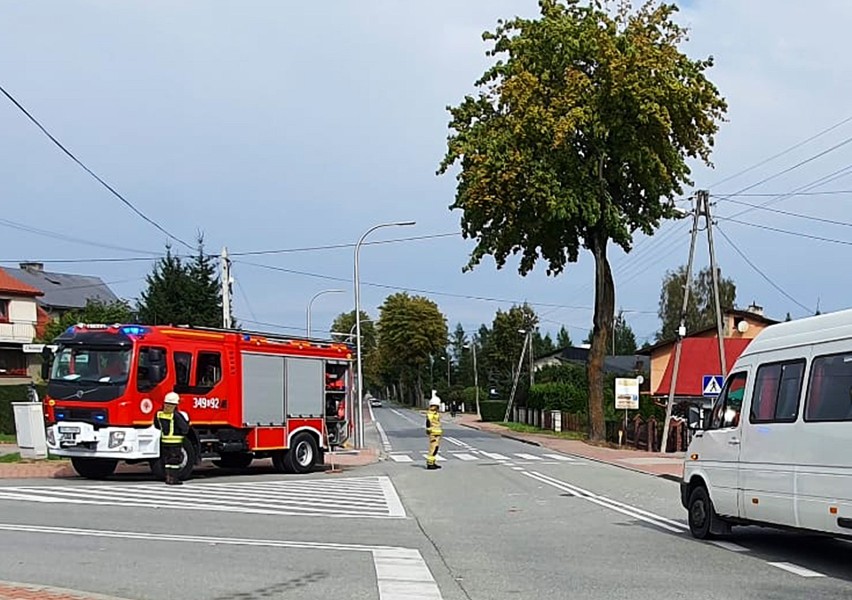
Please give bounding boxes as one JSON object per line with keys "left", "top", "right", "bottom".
{"left": 805, "top": 354, "right": 852, "bottom": 422}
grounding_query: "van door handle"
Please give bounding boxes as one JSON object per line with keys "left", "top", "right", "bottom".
{"left": 728, "top": 438, "right": 740, "bottom": 446}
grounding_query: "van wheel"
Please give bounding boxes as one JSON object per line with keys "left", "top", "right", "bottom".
{"left": 71, "top": 457, "right": 118, "bottom": 480}
{"left": 688, "top": 486, "right": 723, "bottom": 539}
{"left": 285, "top": 433, "right": 319, "bottom": 474}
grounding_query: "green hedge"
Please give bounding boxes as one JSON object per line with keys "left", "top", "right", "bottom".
{"left": 479, "top": 400, "right": 508, "bottom": 422}
{"left": 528, "top": 381, "right": 588, "bottom": 413}
{"left": 0, "top": 385, "right": 46, "bottom": 435}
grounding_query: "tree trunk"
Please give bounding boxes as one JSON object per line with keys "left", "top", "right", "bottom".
{"left": 587, "top": 233, "right": 615, "bottom": 442}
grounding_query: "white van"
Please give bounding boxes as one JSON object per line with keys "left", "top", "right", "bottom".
{"left": 682, "top": 309, "right": 852, "bottom": 539}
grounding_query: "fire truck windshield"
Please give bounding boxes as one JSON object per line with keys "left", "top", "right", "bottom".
{"left": 50, "top": 347, "right": 132, "bottom": 384}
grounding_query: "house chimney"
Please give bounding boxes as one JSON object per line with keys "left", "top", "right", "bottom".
{"left": 746, "top": 302, "right": 764, "bottom": 317}
{"left": 19, "top": 262, "right": 44, "bottom": 272}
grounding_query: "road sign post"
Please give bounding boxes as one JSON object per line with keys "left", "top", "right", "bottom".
{"left": 615, "top": 378, "right": 641, "bottom": 447}
{"left": 702, "top": 375, "right": 724, "bottom": 397}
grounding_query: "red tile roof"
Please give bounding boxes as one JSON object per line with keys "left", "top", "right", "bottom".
{"left": 0, "top": 267, "right": 43, "bottom": 296}
{"left": 654, "top": 337, "right": 753, "bottom": 396}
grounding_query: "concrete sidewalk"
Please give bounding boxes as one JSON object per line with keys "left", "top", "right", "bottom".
{"left": 0, "top": 581, "right": 133, "bottom": 600}
{"left": 458, "top": 414, "right": 684, "bottom": 480}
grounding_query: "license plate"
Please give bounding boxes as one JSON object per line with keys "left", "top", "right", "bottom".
{"left": 59, "top": 426, "right": 80, "bottom": 434}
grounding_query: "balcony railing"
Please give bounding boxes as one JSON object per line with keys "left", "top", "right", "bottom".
{"left": 0, "top": 321, "right": 36, "bottom": 343}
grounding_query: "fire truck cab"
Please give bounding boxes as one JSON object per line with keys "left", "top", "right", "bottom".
{"left": 43, "top": 324, "right": 353, "bottom": 480}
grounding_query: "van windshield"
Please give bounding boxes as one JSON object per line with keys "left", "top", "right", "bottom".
{"left": 51, "top": 347, "right": 132, "bottom": 384}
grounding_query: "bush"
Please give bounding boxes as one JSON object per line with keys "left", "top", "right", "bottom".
{"left": 528, "top": 382, "right": 587, "bottom": 413}
{"left": 479, "top": 400, "right": 508, "bottom": 422}
{"left": 0, "top": 385, "right": 46, "bottom": 435}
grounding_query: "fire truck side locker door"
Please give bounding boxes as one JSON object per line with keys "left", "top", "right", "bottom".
{"left": 285, "top": 358, "right": 324, "bottom": 418}
{"left": 241, "top": 352, "right": 285, "bottom": 425}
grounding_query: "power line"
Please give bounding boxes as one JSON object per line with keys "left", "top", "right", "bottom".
{"left": 722, "top": 133, "right": 852, "bottom": 198}
{"left": 0, "top": 83, "right": 193, "bottom": 250}
{"left": 234, "top": 279, "right": 258, "bottom": 322}
{"left": 234, "top": 259, "right": 658, "bottom": 314}
{"left": 716, "top": 216, "right": 852, "bottom": 247}
{"left": 713, "top": 198, "right": 852, "bottom": 228}
{"left": 716, "top": 190, "right": 852, "bottom": 197}
{"left": 230, "top": 232, "right": 460, "bottom": 256}
{"left": 723, "top": 163, "right": 852, "bottom": 221}
{"left": 0, "top": 217, "right": 160, "bottom": 256}
{"left": 710, "top": 114, "right": 852, "bottom": 190}
{"left": 716, "top": 226, "right": 813, "bottom": 314}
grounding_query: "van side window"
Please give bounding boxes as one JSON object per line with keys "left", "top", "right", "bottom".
{"left": 709, "top": 372, "right": 747, "bottom": 430}
{"left": 750, "top": 361, "right": 805, "bottom": 423}
{"left": 805, "top": 353, "right": 852, "bottom": 422}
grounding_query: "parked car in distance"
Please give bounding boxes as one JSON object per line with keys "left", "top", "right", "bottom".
{"left": 370, "top": 397, "right": 382, "bottom": 408}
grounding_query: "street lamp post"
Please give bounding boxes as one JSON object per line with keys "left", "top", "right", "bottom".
{"left": 464, "top": 338, "right": 481, "bottom": 420}
{"left": 354, "top": 221, "right": 416, "bottom": 449}
{"left": 306, "top": 289, "right": 344, "bottom": 338}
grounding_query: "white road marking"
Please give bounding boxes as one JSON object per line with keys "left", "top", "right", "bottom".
{"left": 443, "top": 437, "right": 466, "bottom": 447}
{"left": 523, "top": 471, "right": 688, "bottom": 534}
{"left": 421, "top": 455, "right": 447, "bottom": 462}
{"left": 480, "top": 452, "right": 510, "bottom": 461}
{"left": 542, "top": 454, "right": 575, "bottom": 462}
{"left": 0, "top": 476, "right": 406, "bottom": 519}
{"left": 376, "top": 421, "right": 392, "bottom": 452}
{"left": 389, "top": 454, "right": 414, "bottom": 463}
{"left": 0, "top": 524, "right": 442, "bottom": 599}
{"left": 768, "top": 562, "right": 825, "bottom": 578}
{"left": 390, "top": 408, "right": 420, "bottom": 426}
{"left": 514, "top": 453, "right": 542, "bottom": 461}
{"left": 710, "top": 541, "right": 750, "bottom": 552}
{"left": 511, "top": 467, "right": 524, "bottom": 471}
{"left": 453, "top": 453, "right": 478, "bottom": 461}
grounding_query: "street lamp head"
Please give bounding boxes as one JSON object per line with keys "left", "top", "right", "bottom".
{"left": 396, "top": 221, "right": 416, "bottom": 227}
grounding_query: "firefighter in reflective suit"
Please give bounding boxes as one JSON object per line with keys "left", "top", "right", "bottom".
{"left": 154, "top": 392, "right": 190, "bottom": 485}
{"left": 425, "top": 392, "right": 443, "bottom": 470}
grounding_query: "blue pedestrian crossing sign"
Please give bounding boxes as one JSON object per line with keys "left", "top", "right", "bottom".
{"left": 702, "top": 375, "right": 724, "bottom": 397}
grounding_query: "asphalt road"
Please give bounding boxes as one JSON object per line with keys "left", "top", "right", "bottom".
{"left": 1, "top": 405, "right": 851, "bottom": 599}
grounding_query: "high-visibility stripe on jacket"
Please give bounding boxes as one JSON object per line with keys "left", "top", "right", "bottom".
{"left": 426, "top": 411, "right": 442, "bottom": 436}
{"left": 155, "top": 411, "right": 184, "bottom": 445}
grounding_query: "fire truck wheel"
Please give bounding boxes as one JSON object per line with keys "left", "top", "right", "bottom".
{"left": 271, "top": 451, "right": 288, "bottom": 473}
{"left": 149, "top": 439, "right": 197, "bottom": 481}
{"left": 285, "top": 432, "right": 319, "bottom": 474}
{"left": 214, "top": 453, "right": 254, "bottom": 470}
{"left": 71, "top": 457, "right": 118, "bottom": 480}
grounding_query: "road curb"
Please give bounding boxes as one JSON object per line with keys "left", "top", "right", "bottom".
{"left": 0, "top": 580, "right": 133, "bottom": 600}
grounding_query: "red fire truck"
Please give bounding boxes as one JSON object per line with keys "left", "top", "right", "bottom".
{"left": 43, "top": 324, "right": 353, "bottom": 480}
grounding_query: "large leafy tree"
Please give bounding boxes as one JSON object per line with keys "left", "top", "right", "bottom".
{"left": 657, "top": 265, "right": 736, "bottom": 341}
{"left": 330, "top": 310, "right": 377, "bottom": 351}
{"left": 376, "top": 293, "right": 448, "bottom": 404}
{"left": 438, "top": 0, "right": 726, "bottom": 440}
{"left": 41, "top": 299, "right": 136, "bottom": 342}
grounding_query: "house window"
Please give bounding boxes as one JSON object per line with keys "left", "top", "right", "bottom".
{"left": 0, "top": 348, "right": 26, "bottom": 376}
{"left": 0, "top": 300, "right": 8, "bottom": 323}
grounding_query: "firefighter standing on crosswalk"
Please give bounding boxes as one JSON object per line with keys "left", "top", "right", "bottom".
{"left": 153, "top": 392, "right": 190, "bottom": 485}
{"left": 425, "top": 391, "right": 443, "bottom": 470}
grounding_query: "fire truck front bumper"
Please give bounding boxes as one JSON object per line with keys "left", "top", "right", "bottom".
{"left": 46, "top": 423, "right": 161, "bottom": 460}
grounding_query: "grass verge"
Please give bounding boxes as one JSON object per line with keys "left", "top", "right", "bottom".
{"left": 0, "top": 452, "right": 66, "bottom": 463}
{"left": 496, "top": 421, "right": 587, "bottom": 440}
{"left": 0, "top": 434, "right": 16, "bottom": 444}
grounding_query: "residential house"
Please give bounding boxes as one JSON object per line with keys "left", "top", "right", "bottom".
{"left": 13, "top": 262, "right": 118, "bottom": 319}
{"left": 0, "top": 268, "right": 44, "bottom": 385}
{"left": 534, "top": 346, "right": 650, "bottom": 377}
{"left": 637, "top": 304, "right": 779, "bottom": 406}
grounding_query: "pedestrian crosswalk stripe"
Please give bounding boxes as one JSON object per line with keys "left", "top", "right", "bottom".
{"left": 0, "top": 476, "right": 406, "bottom": 519}
{"left": 454, "top": 453, "right": 478, "bottom": 461}
{"left": 543, "top": 454, "right": 575, "bottom": 462}
{"left": 443, "top": 437, "right": 465, "bottom": 447}
{"left": 389, "top": 454, "right": 414, "bottom": 463}
{"left": 514, "top": 453, "right": 542, "bottom": 461}
{"left": 480, "top": 452, "right": 510, "bottom": 461}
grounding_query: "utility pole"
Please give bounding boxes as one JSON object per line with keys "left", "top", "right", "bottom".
{"left": 504, "top": 333, "right": 529, "bottom": 422}
{"left": 660, "top": 197, "right": 700, "bottom": 454}
{"left": 528, "top": 329, "right": 534, "bottom": 387}
{"left": 220, "top": 247, "right": 233, "bottom": 329}
{"left": 702, "top": 191, "right": 727, "bottom": 378}
{"left": 471, "top": 338, "right": 480, "bottom": 420}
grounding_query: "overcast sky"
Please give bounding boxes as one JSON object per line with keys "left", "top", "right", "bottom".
{"left": 1, "top": 1, "right": 850, "bottom": 346}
